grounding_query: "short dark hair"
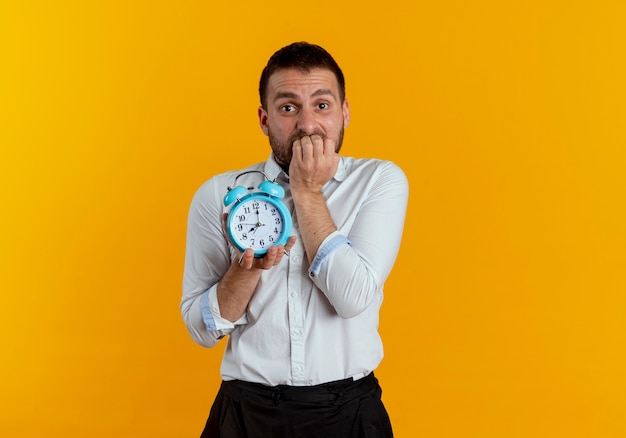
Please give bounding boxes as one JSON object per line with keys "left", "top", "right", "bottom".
{"left": 259, "top": 42, "right": 346, "bottom": 109}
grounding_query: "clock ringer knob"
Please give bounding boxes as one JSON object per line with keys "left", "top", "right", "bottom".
{"left": 223, "top": 185, "right": 248, "bottom": 207}
{"left": 258, "top": 180, "right": 284, "bottom": 198}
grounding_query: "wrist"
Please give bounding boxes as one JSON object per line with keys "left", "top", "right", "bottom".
{"left": 291, "top": 185, "right": 324, "bottom": 201}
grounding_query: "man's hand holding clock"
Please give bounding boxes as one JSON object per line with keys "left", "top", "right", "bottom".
{"left": 217, "top": 213, "right": 296, "bottom": 322}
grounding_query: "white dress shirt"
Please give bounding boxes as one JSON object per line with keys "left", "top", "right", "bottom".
{"left": 181, "top": 154, "right": 408, "bottom": 386}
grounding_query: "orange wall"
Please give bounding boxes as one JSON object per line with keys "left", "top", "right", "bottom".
{"left": 1, "top": 1, "right": 625, "bottom": 436}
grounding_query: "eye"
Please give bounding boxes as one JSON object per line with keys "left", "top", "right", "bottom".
{"left": 280, "top": 104, "right": 296, "bottom": 112}
{"left": 317, "top": 102, "right": 329, "bottom": 110}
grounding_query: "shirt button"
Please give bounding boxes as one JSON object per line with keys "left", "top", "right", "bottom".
{"left": 290, "top": 290, "right": 298, "bottom": 298}
{"left": 292, "top": 255, "right": 301, "bottom": 263}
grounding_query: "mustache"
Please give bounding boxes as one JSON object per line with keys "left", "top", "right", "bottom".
{"left": 288, "top": 130, "right": 326, "bottom": 144}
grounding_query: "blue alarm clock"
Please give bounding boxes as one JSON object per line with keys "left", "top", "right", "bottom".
{"left": 223, "top": 170, "right": 293, "bottom": 257}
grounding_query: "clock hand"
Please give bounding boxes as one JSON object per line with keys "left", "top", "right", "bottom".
{"left": 238, "top": 222, "right": 266, "bottom": 228}
{"left": 252, "top": 212, "right": 267, "bottom": 234}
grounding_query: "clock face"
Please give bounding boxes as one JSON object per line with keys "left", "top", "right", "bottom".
{"left": 226, "top": 194, "right": 291, "bottom": 256}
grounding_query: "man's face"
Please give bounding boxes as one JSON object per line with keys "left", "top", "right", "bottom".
{"left": 258, "top": 68, "right": 350, "bottom": 168}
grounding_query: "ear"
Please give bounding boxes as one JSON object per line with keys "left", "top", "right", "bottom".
{"left": 342, "top": 99, "right": 351, "bottom": 128}
{"left": 258, "top": 106, "right": 269, "bottom": 136}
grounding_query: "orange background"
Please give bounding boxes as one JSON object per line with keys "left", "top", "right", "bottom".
{"left": 1, "top": 1, "right": 625, "bottom": 436}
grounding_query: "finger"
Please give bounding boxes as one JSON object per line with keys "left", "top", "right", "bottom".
{"left": 222, "top": 213, "right": 229, "bottom": 233}
{"left": 238, "top": 248, "right": 255, "bottom": 269}
{"left": 310, "top": 135, "right": 325, "bottom": 157}
{"left": 257, "top": 246, "right": 279, "bottom": 269}
{"left": 272, "top": 244, "right": 285, "bottom": 265}
{"left": 291, "top": 138, "right": 304, "bottom": 164}
{"left": 285, "top": 236, "right": 297, "bottom": 252}
{"left": 323, "top": 137, "right": 337, "bottom": 155}
{"left": 298, "top": 135, "right": 315, "bottom": 161}
{"left": 272, "top": 236, "right": 296, "bottom": 265}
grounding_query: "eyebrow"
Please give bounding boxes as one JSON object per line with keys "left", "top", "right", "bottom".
{"left": 312, "top": 88, "right": 335, "bottom": 98}
{"left": 273, "top": 91, "right": 298, "bottom": 102}
{"left": 273, "top": 88, "right": 336, "bottom": 102}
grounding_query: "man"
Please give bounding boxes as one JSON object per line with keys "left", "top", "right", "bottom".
{"left": 181, "top": 42, "right": 408, "bottom": 437}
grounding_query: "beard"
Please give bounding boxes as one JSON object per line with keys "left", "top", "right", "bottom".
{"left": 269, "top": 126, "right": 344, "bottom": 169}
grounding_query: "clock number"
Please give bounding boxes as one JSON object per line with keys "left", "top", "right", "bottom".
{"left": 244, "top": 207, "right": 251, "bottom": 214}
{"left": 241, "top": 233, "right": 247, "bottom": 240}
{"left": 275, "top": 218, "right": 281, "bottom": 225}
{"left": 238, "top": 215, "right": 245, "bottom": 222}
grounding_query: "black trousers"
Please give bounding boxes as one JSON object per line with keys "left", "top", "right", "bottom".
{"left": 200, "top": 373, "right": 393, "bottom": 438}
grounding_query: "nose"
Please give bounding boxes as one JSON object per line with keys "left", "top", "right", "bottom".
{"left": 296, "top": 107, "right": 317, "bottom": 135}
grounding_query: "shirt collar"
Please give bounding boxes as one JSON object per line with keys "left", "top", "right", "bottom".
{"left": 264, "top": 153, "right": 348, "bottom": 183}
{"left": 263, "top": 154, "right": 286, "bottom": 182}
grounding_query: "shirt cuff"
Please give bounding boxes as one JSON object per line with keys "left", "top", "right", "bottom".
{"left": 200, "top": 284, "right": 248, "bottom": 331}
{"left": 309, "top": 232, "right": 351, "bottom": 277}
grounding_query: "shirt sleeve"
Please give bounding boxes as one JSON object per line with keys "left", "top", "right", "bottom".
{"left": 180, "top": 177, "right": 247, "bottom": 347}
{"left": 309, "top": 232, "right": 351, "bottom": 277}
{"left": 201, "top": 284, "right": 248, "bottom": 332}
{"left": 308, "top": 161, "right": 409, "bottom": 319}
